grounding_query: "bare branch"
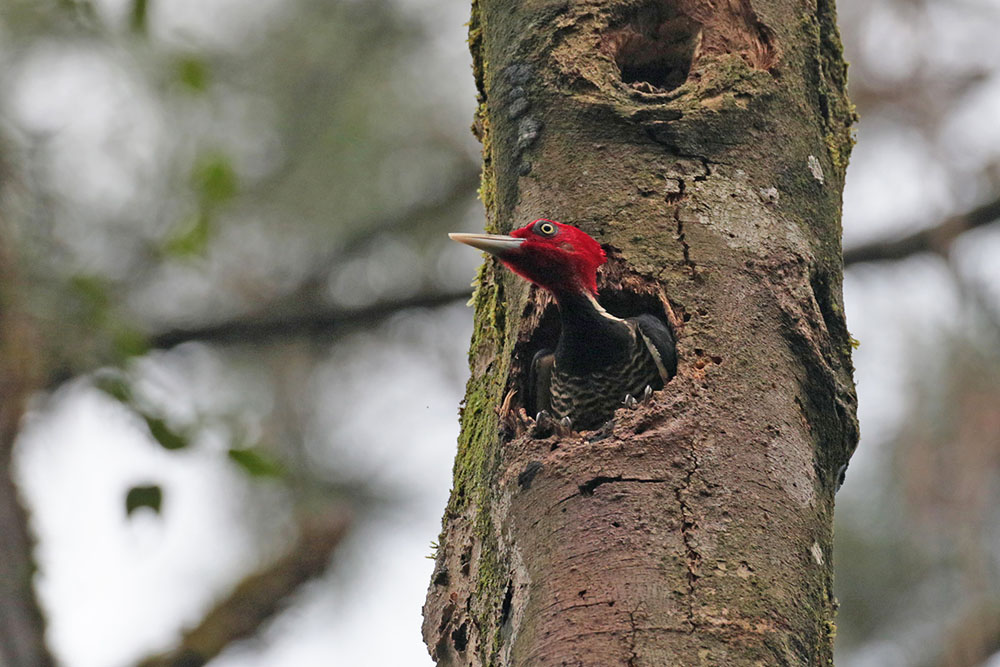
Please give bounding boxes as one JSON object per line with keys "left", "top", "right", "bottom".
{"left": 334, "top": 162, "right": 480, "bottom": 259}
{"left": 274, "top": 164, "right": 479, "bottom": 310}
{"left": 844, "top": 197, "right": 1000, "bottom": 266}
{"left": 933, "top": 602, "right": 1000, "bottom": 667}
{"left": 148, "top": 288, "right": 471, "bottom": 350}
{"left": 0, "top": 209, "right": 53, "bottom": 666}
{"left": 136, "top": 511, "right": 351, "bottom": 667}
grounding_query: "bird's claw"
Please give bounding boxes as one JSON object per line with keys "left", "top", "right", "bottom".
{"left": 533, "top": 410, "right": 555, "bottom": 438}
{"left": 533, "top": 411, "right": 573, "bottom": 438}
{"left": 623, "top": 387, "right": 654, "bottom": 411}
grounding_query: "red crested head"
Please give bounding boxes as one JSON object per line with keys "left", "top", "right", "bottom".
{"left": 449, "top": 219, "right": 606, "bottom": 296}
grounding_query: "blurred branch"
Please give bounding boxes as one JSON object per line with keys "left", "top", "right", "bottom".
{"left": 148, "top": 288, "right": 471, "bottom": 350}
{"left": 336, "top": 163, "right": 479, "bottom": 258}
{"left": 933, "top": 603, "right": 1000, "bottom": 667}
{"left": 136, "top": 511, "right": 352, "bottom": 667}
{"left": 948, "top": 261, "right": 1000, "bottom": 337}
{"left": 848, "top": 70, "right": 989, "bottom": 134}
{"left": 0, "top": 215, "right": 53, "bottom": 665}
{"left": 844, "top": 196, "right": 1000, "bottom": 266}
{"left": 278, "top": 163, "right": 479, "bottom": 307}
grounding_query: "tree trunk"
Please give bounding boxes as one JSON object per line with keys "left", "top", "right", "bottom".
{"left": 424, "top": 0, "right": 858, "bottom": 664}
{"left": 0, "top": 213, "right": 52, "bottom": 665}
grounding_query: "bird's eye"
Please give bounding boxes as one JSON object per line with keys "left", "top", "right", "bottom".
{"left": 535, "top": 221, "right": 557, "bottom": 237}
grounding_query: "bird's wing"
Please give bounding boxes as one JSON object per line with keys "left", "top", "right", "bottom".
{"left": 528, "top": 348, "right": 555, "bottom": 416}
{"left": 632, "top": 314, "right": 677, "bottom": 381}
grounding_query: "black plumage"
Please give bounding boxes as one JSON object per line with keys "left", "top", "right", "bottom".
{"left": 529, "top": 291, "right": 676, "bottom": 430}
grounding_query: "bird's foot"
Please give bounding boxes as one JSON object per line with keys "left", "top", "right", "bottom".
{"left": 533, "top": 410, "right": 555, "bottom": 438}
{"left": 623, "top": 386, "right": 655, "bottom": 410}
{"left": 533, "top": 411, "right": 573, "bottom": 438}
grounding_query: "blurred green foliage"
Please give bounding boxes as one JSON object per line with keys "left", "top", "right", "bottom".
{"left": 193, "top": 153, "right": 238, "bottom": 208}
{"left": 142, "top": 415, "right": 189, "bottom": 451}
{"left": 175, "top": 57, "right": 209, "bottom": 93}
{"left": 163, "top": 213, "right": 213, "bottom": 258}
{"left": 125, "top": 484, "right": 163, "bottom": 516}
{"left": 130, "top": 0, "right": 148, "bottom": 34}
{"left": 228, "top": 448, "right": 285, "bottom": 478}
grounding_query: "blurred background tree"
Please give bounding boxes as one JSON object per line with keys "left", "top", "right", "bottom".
{"left": 0, "top": 0, "right": 998, "bottom": 665}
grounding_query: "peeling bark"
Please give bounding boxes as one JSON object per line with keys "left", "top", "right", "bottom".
{"left": 425, "top": 0, "right": 858, "bottom": 664}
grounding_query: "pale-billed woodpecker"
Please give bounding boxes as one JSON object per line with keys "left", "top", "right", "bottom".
{"left": 450, "top": 219, "right": 677, "bottom": 432}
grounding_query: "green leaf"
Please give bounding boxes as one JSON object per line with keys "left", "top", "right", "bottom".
{"left": 130, "top": 0, "right": 148, "bottom": 34}
{"left": 143, "top": 415, "right": 188, "bottom": 450}
{"left": 227, "top": 448, "right": 284, "bottom": 478}
{"left": 69, "top": 274, "right": 111, "bottom": 321}
{"left": 849, "top": 335, "right": 861, "bottom": 350}
{"left": 125, "top": 484, "right": 162, "bottom": 516}
{"left": 94, "top": 373, "right": 132, "bottom": 404}
{"left": 163, "top": 213, "right": 212, "bottom": 257}
{"left": 113, "top": 327, "right": 150, "bottom": 360}
{"left": 176, "top": 57, "right": 209, "bottom": 93}
{"left": 193, "top": 153, "right": 237, "bottom": 207}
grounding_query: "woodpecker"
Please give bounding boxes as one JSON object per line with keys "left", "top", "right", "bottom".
{"left": 450, "top": 219, "right": 677, "bottom": 431}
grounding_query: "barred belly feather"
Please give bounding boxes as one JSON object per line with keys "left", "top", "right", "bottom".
{"left": 549, "top": 322, "right": 668, "bottom": 430}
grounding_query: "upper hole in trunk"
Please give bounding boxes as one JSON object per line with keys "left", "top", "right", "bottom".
{"left": 604, "top": 3, "right": 703, "bottom": 92}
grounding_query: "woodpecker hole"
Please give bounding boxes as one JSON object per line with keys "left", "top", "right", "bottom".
{"left": 500, "top": 580, "right": 515, "bottom": 625}
{"left": 451, "top": 622, "right": 469, "bottom": 652}
{"left": 603, "top": 2, "right": 703, "bottom": 92}
{"left": 459, "top": 545, "right": 472, "bottom": 577}
{"left": 597, "top": 287, "right": 673, "bottom": 326}
{"left": 437, "top": 601, "right": 455, "bottom": 632}
{"left": 602, "top": 0, "right": 779, "bottom": 95}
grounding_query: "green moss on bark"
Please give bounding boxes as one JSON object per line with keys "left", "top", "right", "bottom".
{"left": 811, "top": 0, "right": 857, "bottom": 177}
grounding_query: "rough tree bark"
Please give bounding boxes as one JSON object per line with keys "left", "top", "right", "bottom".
{"left": 424, "top": 0, "right": 858, "bottom": 665}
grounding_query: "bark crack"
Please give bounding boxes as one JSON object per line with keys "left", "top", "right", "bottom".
{"left": 626, "top": 608, "right": 640, "bottom": 667}
{"left": 578, "top": 475, "right": 668, "bottom": 496}
{"left": 675, "top": 445, "right": 702, "bottom": 631}
{"left": 674, "top": 209, "right": 696, "bottom": 276}
{"left": 556, "top": 599, "right": 617, "bottom": 612}
{"left": 665, "top": 160, "right": 709, "bottom": 277}
{"left": 694, "top": 158, "right": 712, "bottom": 181}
